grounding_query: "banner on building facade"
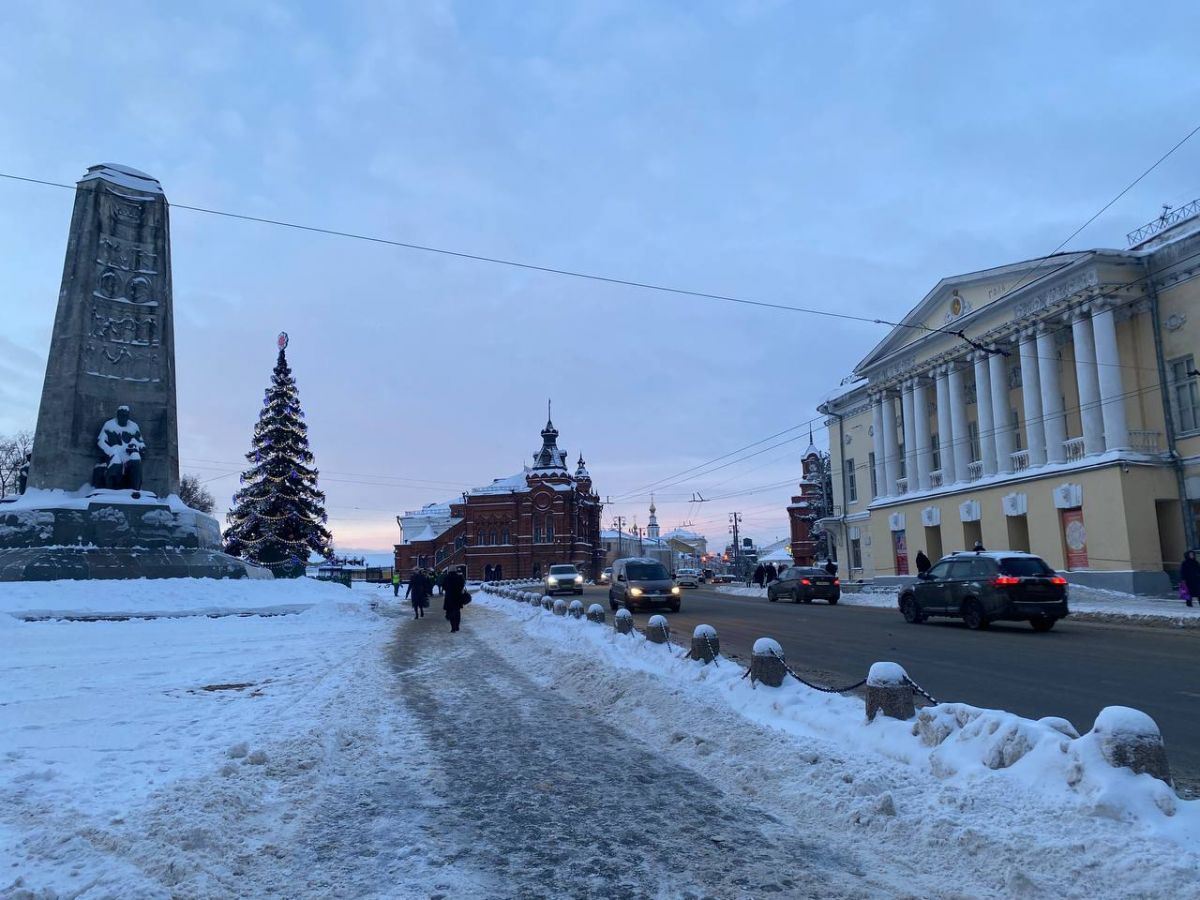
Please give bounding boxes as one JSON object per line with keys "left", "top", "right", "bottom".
{"left": 1060, "top": 508, "right": 1088, "bottom": 569}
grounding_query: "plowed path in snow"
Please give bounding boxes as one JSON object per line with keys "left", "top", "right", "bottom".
{"left": 388, "top": 612, "right": 876, "bottom": 899}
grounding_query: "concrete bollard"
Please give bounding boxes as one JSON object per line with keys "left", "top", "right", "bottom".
{"left": 529, "top": 593, "right": 541, "bottom": 607}
{"left": 689, "top": 624, "right": 719, "bottom": 663}
{"left": 646, "top": 614, "right": 670, "bottom": 644}
{"left": 586, "top": 603, "right": 606, "bottom": 624}
{"left": 750, "top": 638, "right": 787, "bottom": 687}
{"left": 541, "top": 595, "right": 554, "bottom": 611}
{"left": 614, "top": 607, "right": 634, "bottom": 634}
{"left": 568, "top": 599, "right": 584, "bottom": 619}
{"left": 1091, "top": 706, "right": 1173, "bottom": 785}
{"left": 865, "top": 662, "right": 916, "bottom": 722}
{"left": 552, "top": 598, "right": 567, "bottom": 616}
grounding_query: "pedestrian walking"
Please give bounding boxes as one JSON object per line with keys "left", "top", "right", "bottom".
{"left": 432, "top": 570, "right": 442, "bottom": 596}
{"left": 406, "top": 569, "right": 430, "bottom": 619}
{"left": 824, "top": 558, "right": 837, "bottom": 577}
{"left": 972, "top": 540, "right": 986, "bottom": 552}
{"left": 764, "top": 564, "right": 778, "bottom": 585}
{"left": 915, "top": 550, "right": 932, "bottom": 576}
{"left": 752, "top": 564, "right": 765, "bottom": 588}
{"left": 443, "top": 566, "right": 468, "bottom": 633}
{"left": 391, "top": 570, "right": 401, "bottom": 597}
{"left": 1181, "top": 551, "right": 1200, "bottom": 608}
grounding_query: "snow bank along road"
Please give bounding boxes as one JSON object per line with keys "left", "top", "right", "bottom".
{"left": 5, "top": 579, "right": 1198, "bottom": 898}
{"left": 586, "top": 583, "right": 1200, "bottom": 798}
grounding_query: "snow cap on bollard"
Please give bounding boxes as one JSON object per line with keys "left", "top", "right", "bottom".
{"left": 690, "top": 623, "right": 719, "bottom": 664}
{"left": 1090, "top": 706, "right": 1172, "bottom": 785}
{"left": 541, "top": 595, "right": 554, "bottom": 610}
{"left": 568, "top": 599, "right": 584, "bottom": 619}
{"left": 749, "top": 637, "right": 786, "bottom": 687}
{"left": 865, "top": 661, "right": 916, "bottom": 722}
{"left": 614, "top": 607, "right": 634, "bottom": 634}
{"left": 646, "top": 614, "right": 670, "bottom": 644}
{"left": 529, "top": 593, "right": 541, "bottom": 607}
{"left": 586, "top": 603, "right": 606, "bottom": 624}
{"left": 552, "top": 598, "right": 568, "bottom": 616}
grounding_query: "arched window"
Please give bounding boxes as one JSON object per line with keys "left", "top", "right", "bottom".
{"left": 501, "top": 528, "right": 510, "bottom": 545}
{"left": 490, "top": 529, "right": 498, "bottom": 546}
{"left": 546, "top": 518, "right": 555, "bottom": 542}
{"left": 534, "top": 518, "right": 543, "bottom": 544}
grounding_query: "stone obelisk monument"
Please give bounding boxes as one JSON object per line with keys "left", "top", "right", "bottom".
{"left": 0, "top": 164, "right": 268, "bottom": 581}
{"left": 28, "top": 164, "right": 179, "bottom": 497}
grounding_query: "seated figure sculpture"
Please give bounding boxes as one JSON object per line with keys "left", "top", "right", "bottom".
{"left": 97, "top": 404, "right": 145, "bottom": 496}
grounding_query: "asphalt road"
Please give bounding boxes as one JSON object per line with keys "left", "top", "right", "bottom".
{"left": 581, "top": 583, "right": 1200, "bottom": 796}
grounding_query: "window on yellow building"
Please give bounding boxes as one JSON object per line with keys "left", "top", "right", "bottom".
{"left": 1170, "top": 356, "right": 1200, "bottom": 434}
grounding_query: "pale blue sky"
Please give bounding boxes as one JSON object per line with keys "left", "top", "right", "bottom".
{"left": 2, "top": 1, "right": 1198, "bottom": 550}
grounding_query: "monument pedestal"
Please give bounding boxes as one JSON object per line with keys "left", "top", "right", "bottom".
{"left": 0, "top": 491, "right": 270, "bottom": 581}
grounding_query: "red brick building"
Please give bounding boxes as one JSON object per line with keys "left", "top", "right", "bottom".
{"left": 787, "top": 437, "right": 824, "bottom": 566}
{"left": 394, "top": 414, "right": 604, "bottom": 580}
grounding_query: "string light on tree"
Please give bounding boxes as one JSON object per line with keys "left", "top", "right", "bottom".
{"left": 223, "top": 332, "right": 333, "bottom": 576}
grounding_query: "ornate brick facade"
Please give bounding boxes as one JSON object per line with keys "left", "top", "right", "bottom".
{"left": 394, "top": 414, "right": 603, "bottom": 580}
{"left": 788, "top": 440, "right": 823, "bottom": 566}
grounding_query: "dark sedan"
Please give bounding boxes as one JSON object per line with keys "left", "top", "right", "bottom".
{"left": 767, "top": 566, "right": 841, "bottom": 604}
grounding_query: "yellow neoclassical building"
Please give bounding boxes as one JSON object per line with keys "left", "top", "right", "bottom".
{"left": 817, "top": 205, "right": 1200, "bottom": 594}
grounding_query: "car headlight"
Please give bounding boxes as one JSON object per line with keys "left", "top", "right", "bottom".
{"left": 671, "top": 586, "right": 681, "bottom": 595}
{"left": 629, "top": 587, "right": 643, "bottom": 597}
{"left": 547, "top": 577, "right": 558, "bottom": 585}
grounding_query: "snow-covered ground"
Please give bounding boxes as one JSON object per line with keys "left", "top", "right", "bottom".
{"left": 5, "top": 577, "right": 1198, "bottom": 897}
{"left": 717, "top": 582, "right": 1200, "bottom": 624}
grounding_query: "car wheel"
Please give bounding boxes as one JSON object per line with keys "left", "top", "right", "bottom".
{"left": 768, "top": 591, "right": 777, "bottom": 602}
{"left": 1030, "top": 617, "right": 1057, "bottom": 632}
{"left": 901, "top": 596, "right": 923, "bottom": 623}
{"left": 962, "top": 599, "right": 989, "bottom": 630}
{"left": 801, "top": 592, "right": 813, "bottom": 604}
{"left": 827, "top": 596, "right": 838, "bottom": 606}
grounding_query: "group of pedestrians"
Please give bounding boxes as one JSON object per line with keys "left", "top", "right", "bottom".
{"left": 394, "top": 567, "right": 471, "bottom": 631}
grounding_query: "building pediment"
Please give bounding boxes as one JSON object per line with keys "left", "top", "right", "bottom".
{"left": 854, "top": 252, "right": 1096, "bottom": 377}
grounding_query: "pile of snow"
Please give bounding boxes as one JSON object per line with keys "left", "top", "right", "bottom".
{"left": 0, "top": 579, "right": 392, "bottom": 895}
{"left": 0, "top": 576, "right": 348, "bottom": 620}
{"left": 477, "top": 586, "right": 1199, "bottom": 853}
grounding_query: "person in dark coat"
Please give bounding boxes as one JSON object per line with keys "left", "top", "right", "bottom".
{"left": 915, "top": 550, "right": 932, "bottom": 576}
{"left": 1181, "top": 551, "right": 1200, "bottom": 608}
{"left": 406, "top": 569, "right": 429, "bottom": 619}
{"left": 442, "top": 567, "right": 467, "bottom": 632}
{"left": 753, "top": 564, "right": 765, "bottom": 588}
{"left": 764, "top": 564, "right": 778, "bottom": 584}
{"left": 972, "top": 541, "right": 986, "bottom": 552}
{"left": 824, "top": 559, "right": 837, "bottom": 577}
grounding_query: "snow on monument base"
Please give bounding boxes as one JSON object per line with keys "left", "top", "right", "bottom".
{"left": 0, "top": 491, "right": 271, "bottom": 581}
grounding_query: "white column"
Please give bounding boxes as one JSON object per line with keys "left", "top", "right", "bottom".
{"left": 913, "top": 377, "right": 932, "bottom": 490}
{"left": 881, "top": 391, "right": 899, "bottom": 496}
{"left": 1071, "top": 309, "right": 1104, "bottom": 455}
{"left": 1091, "top": 302, "right": 1129, "bottom": 451}
{"left": 901, "top": 381, "right": 917, "bottom": 492}
{"left": 871, "top": 395, "right": 887, "bottom": 499}
{"left": 935, "top": 366, "right": 956, "bottom": 484}
{"left": 989, "top": 349, "right": 1014, "bottom": 474}
{"left": 1036, "top": 324, "right": 1066, "bottom": 464}
{"left": 973, "top": 352, "right": 997, "bottom": 476}
{"left": 1019, "top": 329, "right": 1046, "bottom": 467}
{"left": 948, "top": 363, "right": 970, "bottom": 481}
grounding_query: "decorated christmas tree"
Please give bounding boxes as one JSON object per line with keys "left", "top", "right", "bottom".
{"left": 224, "top": 333, "right": 332, "bottom": 576}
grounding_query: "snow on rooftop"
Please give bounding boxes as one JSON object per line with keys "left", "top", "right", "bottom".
{"left": 79, "top": 163, "right": 164, "bottom": 195}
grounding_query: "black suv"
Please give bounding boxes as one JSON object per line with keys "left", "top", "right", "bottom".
{"left": 898, "top": 552, "right": 1069, "bottom": 631}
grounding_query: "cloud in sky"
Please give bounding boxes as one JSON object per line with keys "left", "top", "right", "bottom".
{"left": 1, "top": 1, "right": 1198, "bottom": 550}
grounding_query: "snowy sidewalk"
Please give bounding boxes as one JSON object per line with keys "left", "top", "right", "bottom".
{"left": 383, "top": 607, "right": 881, "bottom": 899}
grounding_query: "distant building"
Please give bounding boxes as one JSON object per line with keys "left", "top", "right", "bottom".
{"left": 787, "top": 435, "right": 826, "bottom": 566}
{"left": 394, "top": 413, "right": 603, "bottom": 580}
{"left": 815, "top": 204, "right": 1200, "bottom": 594}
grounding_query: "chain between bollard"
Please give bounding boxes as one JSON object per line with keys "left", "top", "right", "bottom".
{"left": 904, "top": 675, "right": 940, "bottom": 706}
{"left": 769, "top": 650, "right": 867, "bottom": 694}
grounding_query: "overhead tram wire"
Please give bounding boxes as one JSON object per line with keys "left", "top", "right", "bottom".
{"left": 0, "top": 170, "right": 997, "bottom": 353}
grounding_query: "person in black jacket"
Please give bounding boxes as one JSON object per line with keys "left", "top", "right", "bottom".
{"left": 1181, "top": 551, "right": 1200, "bottom": 608}
{"left": 406, "top": 569, "right": 429, "bottom": 620}
{"left": 442, "top": 567, "right": 467, "bottom": 632}
{"left": 915, "top": 550, "right": 932, "bottom": 576}
{"left": 824, "top": 559, "right": 837, "bottom": 577}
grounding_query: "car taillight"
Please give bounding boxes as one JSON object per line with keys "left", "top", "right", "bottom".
{"left": 800, "top": 578, "right": 811, "bottom": 585}
{"left": 1050, "top": 576, "right": 1067, "bottom": 585}
{"left": 833, "top": 578, "right": 840, "bottom": 585}
{"left": 993, "top": 576, "right": 1021, "bottom": 586}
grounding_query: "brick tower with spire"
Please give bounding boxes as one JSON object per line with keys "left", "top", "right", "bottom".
{"left": 787, "top": 427, "right": 824, "bottom": 566}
